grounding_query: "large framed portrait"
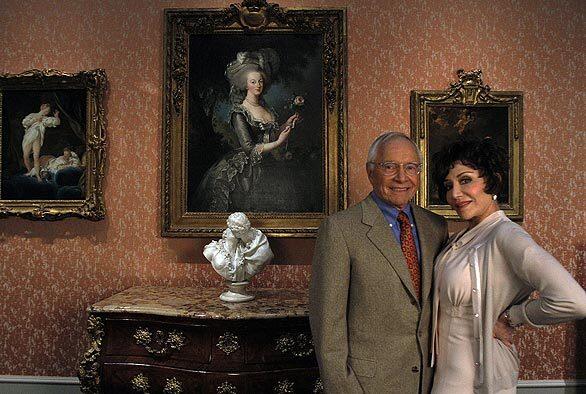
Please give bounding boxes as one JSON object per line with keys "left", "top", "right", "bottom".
{"left": 162, "top": 1, "right": 347, "bottom": 237}
{"left": 410, "top": 70, "right": 523, "bottom": 219}
{"left": 0, "top": 69, "right": 107, "bottom": 220}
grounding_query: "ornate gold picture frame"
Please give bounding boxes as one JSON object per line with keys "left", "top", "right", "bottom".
{"left": 410, "top": 70, "right": 523, "bottom": 220}
{"left": 162, "top": 1, "right": 347, "bottom": 237}
{"left": 0, "top": 69, "right": 107, "bottom": 220}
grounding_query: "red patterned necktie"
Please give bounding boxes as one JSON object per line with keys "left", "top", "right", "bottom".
{"left": 397, "top": 211, "right": 420, "bottom": 300}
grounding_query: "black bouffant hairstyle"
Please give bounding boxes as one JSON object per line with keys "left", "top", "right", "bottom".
{"left": 431, "top": 137, "right": 508, "bottom": 203}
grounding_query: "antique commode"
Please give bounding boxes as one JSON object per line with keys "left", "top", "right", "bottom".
{"left": 79, "top": 286, "right": 321, "bottom": 393}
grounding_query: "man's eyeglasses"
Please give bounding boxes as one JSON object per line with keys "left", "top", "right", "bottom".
{"left": 369, "top": 161, "right": 422, "bottom": 176}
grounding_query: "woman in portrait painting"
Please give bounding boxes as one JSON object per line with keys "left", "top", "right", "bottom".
{"left": 430, "top": 138, "right": 586, "bottom": 393}
{"left": 193, "top": 48, "right": 300, "bottom": 211}
{"left": 21, "top": 102, "right": 60, "bottom": 181}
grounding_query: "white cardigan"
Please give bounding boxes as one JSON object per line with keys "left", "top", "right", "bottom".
{"left": 431, "top": 210, "right": 586, "bottom": 393}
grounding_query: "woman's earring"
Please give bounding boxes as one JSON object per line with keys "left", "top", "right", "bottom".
{"left": 492, "top": 194, "right": 498, "bottom": 201}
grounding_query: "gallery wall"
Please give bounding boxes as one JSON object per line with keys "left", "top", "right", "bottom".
{"left": 1, "top": 0, "right": 584, "bottom": 380}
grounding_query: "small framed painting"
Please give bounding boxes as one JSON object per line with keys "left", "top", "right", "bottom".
{"left": 411, "top": 69, "right": 523, "bottom": 220}
{"left": 0, "top": 69, "right": 107, "bottom": 220}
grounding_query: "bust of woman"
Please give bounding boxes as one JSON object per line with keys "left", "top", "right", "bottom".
{"left": 203, "top": 212, "right": 273, "bottom": 283}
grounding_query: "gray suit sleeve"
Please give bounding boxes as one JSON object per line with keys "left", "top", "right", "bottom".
{"left": 309, "top": 217, "right": 364, "bottom": 394}
{"left": 439, "top": 218, "right": 449, "bottom": 249}
{"left": 498, "top": 226, "right": 586, "bottom": 327}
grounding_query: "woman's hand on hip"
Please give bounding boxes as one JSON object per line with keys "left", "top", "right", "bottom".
{"left": 493, "top": 313, "right": 515, "bottom": 348}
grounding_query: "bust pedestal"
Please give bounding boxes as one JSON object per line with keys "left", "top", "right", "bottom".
{"left": 220, "top": 281, "right": 255, "bottom": 302}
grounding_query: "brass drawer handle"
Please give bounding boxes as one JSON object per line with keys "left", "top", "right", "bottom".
{"left": 313, "top": 378, "right": 324, "bottom": 393}
{"left": 216, "top": 331, "right": 240, "bottom": 355}
{"left": 133, "top": 327, "right": 186, "bottom": 356}
{"left": 274, "top": 379, "right": 295, "bottom": 393}
{"left": 274, "top": 332, "right": 314, "bottom": 357}
{"left": 163, "top": 377, "right": 184, "bottom": 394}
{"left": 130, "top": 373, "right": 150, "bottom": 393}
{"left": 217, "top": 381, "right": 237, "bottom": 394}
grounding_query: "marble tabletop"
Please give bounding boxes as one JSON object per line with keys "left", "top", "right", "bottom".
{"left": 89, "top": 286, "right": 309, "bottom": 320}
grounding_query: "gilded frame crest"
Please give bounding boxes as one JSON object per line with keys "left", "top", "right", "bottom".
{"left": 162, "top": 1, "right": 347, "bottom": 237}
{"left": 0, "top": 69, "right": 107, "bottom": 221}
{"left": 410, "top": 70, "right": 523, "bottom": 220}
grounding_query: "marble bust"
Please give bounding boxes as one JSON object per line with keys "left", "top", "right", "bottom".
{"left": 203, "top": 212, "right": 273, "bottom": 302}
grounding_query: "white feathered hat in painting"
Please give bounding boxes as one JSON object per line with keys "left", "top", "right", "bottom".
{"left": 225, "top": 48, "right": 280, "bottom": 90}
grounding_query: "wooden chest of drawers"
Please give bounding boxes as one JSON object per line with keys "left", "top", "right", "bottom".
{"left": 79, "top": 287, "right": 322, "bottom": 393}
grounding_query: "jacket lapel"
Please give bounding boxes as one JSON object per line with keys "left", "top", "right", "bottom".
{"left": 361, "top": 196, "right": 418, "bottom": 302}
{"left": 411, "top": 205, "right": 436, "bottom": 305}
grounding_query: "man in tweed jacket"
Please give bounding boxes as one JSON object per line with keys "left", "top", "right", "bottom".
{"left": 310, "top": 132, "right": 448, "bottom": 393}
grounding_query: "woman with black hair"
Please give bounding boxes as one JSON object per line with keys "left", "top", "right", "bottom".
{"left": 429, "top": 138, "right": 586, "bottom": 393}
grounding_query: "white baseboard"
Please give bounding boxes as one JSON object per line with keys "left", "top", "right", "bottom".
{"left": 518, "top": 379, "right": 586, "bottom": 394}
{"left": 0, "top": 375, "right": 81, "bottom": 394}
{"left": 0, "top": 376, "right": 584, "bottom": 393}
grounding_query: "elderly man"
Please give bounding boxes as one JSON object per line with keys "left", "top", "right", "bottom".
{"left": 309, "top": 132, "right": 449, "bottom": 393}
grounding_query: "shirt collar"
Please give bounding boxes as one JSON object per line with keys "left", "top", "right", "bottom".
{"left": 370, "top": 191, "right": 415, "bottom": 222}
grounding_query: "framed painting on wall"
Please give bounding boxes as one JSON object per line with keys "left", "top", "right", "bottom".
{"left": 410, "top": 69, "right": 523, "bottom": 220}
{"left": 0, "top": 69, "right": 107, "bottom": 220}
{"left": 162, "top": 1, "right": 347, "bottom": 237}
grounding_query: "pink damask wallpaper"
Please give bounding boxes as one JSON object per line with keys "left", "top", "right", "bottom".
{"left": 0, "top": 0, "right": 584, "bottom": 380}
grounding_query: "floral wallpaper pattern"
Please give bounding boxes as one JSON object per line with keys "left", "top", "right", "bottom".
{"left": 0, "top": 0, "right": 584, "bottom": 380}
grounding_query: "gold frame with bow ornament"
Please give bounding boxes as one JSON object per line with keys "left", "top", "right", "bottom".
{"left": 162, "top": 1, "right": 347, "bottom": 237}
